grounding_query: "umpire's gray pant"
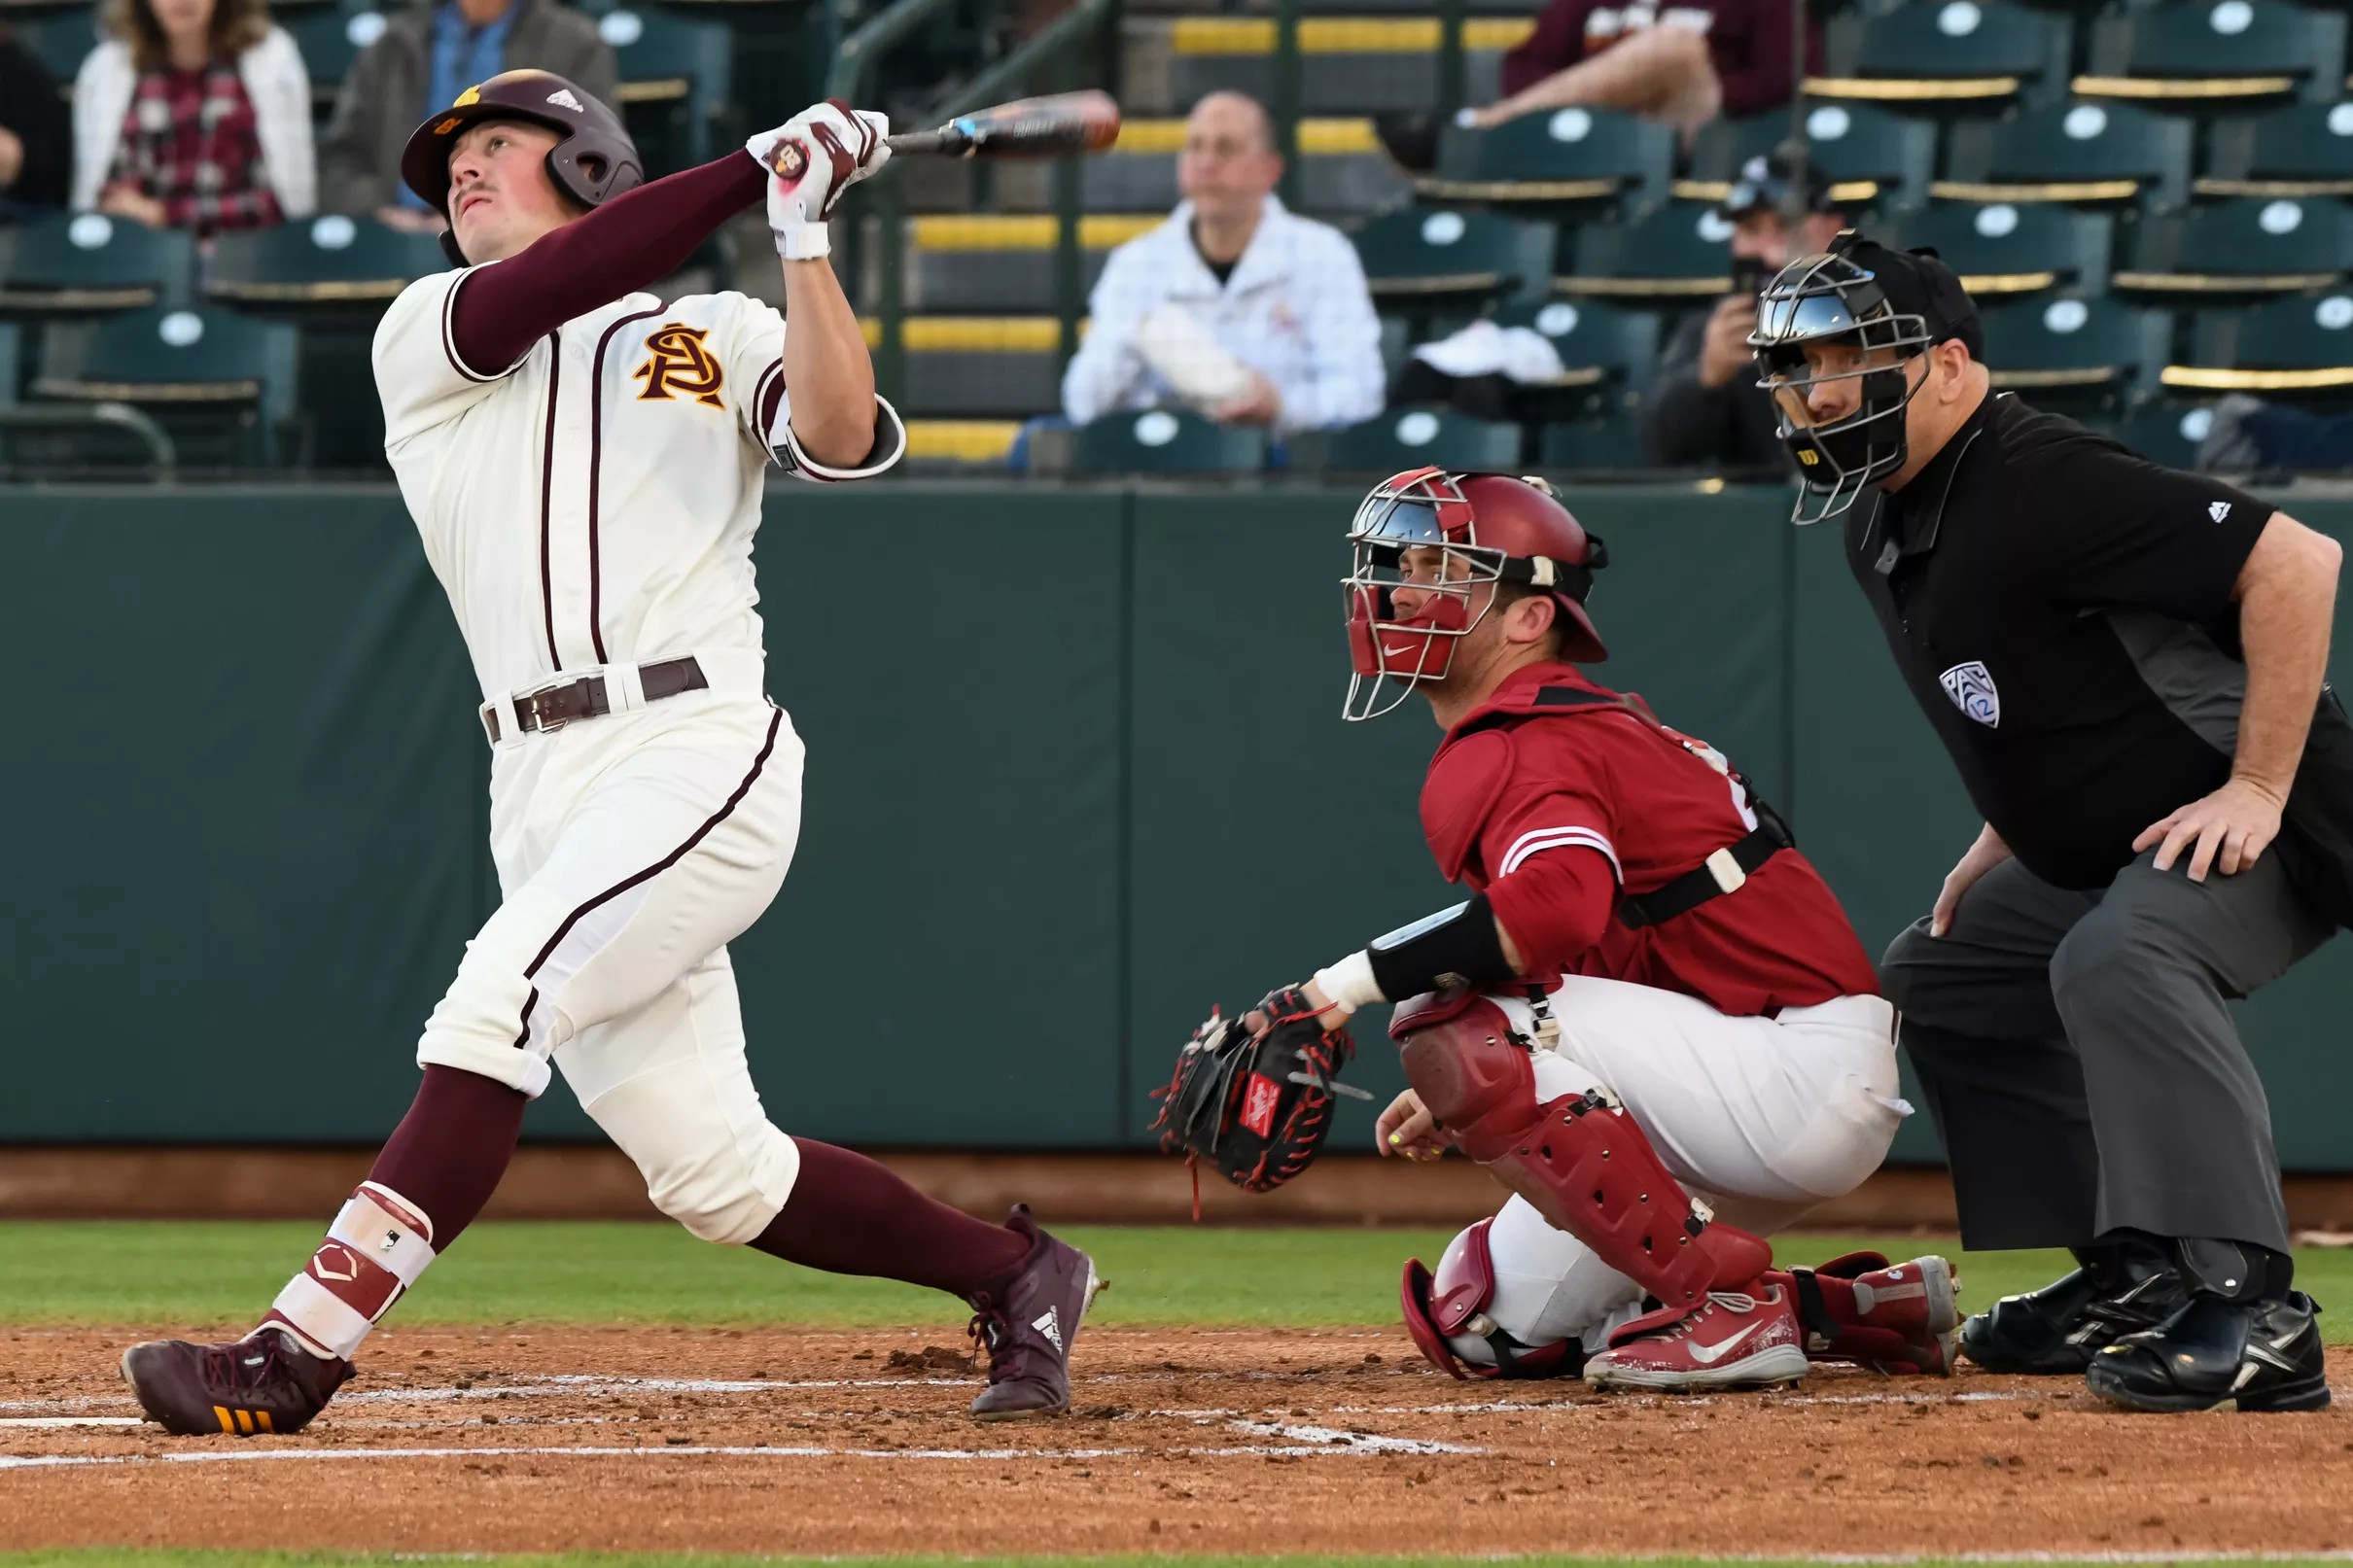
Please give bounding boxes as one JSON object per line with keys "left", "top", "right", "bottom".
{"left": 1879, "top": 849, "right": 2333, "bottom": 1256}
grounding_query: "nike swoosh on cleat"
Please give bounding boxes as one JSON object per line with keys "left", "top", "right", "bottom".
{"left": 1688, "top": 1323, "right": 1765, "bottom": 1365}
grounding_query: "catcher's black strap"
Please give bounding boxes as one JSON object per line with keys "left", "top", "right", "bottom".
{"left": 1509, "top": 684, "right": 1796, "bottom": 931}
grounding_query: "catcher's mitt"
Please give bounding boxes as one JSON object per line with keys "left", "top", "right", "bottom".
{"left": 1152, "top": 986, "right": 1367, "bottom": 1214}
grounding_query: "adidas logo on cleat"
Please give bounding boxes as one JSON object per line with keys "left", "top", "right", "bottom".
{"left": 1032, "top": 1306, "right": 1065, "bottom": 1353}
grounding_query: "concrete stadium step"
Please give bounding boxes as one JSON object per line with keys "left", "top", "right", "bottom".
{"left": 1123, "top": 15, "right": 1532, "bottom": 116}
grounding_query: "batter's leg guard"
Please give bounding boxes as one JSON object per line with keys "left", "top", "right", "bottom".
{"left": 1778, "top": 1251, "right": 1962, "bottom": 1375}
{"left": 261, "top": 1182, "right": 439, "bottom": 1361}
{"left": 1391, "top": 990, "right": 1772, "bottom": 1317}
{"left": 1400, "top": 1218, "right": 1586, "bottom": 1381}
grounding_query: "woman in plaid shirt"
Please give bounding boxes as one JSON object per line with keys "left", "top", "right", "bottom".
{"left": 71, "top": 0, "right": 315, "bottom": 234}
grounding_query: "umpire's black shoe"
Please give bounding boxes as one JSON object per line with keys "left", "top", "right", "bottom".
{"left": 1959, "top": 1245, "right": 2187, "bottom": 1374}
{"left": 2086, "top": 1291, "right": 2330, "bottom": 1413}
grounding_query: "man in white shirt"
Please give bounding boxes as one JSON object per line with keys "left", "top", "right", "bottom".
{"left": 1060, "top": 91, "right": 1385, "bottom": 434}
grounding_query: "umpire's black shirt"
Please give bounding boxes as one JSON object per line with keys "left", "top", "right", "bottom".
{"left": 1849, "top": 392, "right": 2274, "bottom": 889}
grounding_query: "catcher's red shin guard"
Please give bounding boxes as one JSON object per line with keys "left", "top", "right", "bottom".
{"left": 1775, "top": 1251, "right": 1961, "bottom": 1375}
{"left": 1390, "top": 991, "right": 1771, "bottom": 1315}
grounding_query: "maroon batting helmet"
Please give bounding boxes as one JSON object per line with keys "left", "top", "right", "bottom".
{"left": 1343, "top": 468, "right": 1610, "bottom": 721}
{"left": 400, "top": 69, "right": 644, "bottom": 265}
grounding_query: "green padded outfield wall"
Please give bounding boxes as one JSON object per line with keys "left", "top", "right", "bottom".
{"left": 0, "top": 483, "right": 2345, "bottom": 1166}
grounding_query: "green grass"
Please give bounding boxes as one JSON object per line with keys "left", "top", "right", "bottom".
{"left": 7, "top": 1557, "right": 2353, "bottom": 1568}
{"left": 3, "top": 1220, "right": 2351, "bottom": 1337}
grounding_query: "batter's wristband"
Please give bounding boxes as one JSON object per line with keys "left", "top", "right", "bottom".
{"left": 777, "top": 221, "right": 830, "bottom": 261}
{"left": 1366, "top": 893, "right": 1516, "bottom": 999}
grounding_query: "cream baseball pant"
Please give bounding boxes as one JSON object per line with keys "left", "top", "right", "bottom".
{"left": 1448, "top": 978, "right": 1909, "bottom": 1368}
{"left": 416, "top": 671, "right": 805, "bottom": 1245}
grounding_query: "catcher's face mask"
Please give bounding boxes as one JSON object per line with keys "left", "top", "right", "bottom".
{"left": 1748, "top": 250, "right": 1937, "bottom": 525}
{"left": 1344, "top": 470, "right": 1514, "bottom": 723}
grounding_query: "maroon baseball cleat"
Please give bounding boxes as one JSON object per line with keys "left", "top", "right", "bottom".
{"left": 1583, "top": 1281, "right": 1809, "bottom": 1391}
{"left": 963, "top": 1204, "right": 1105, "bottom": 1420}
{"left": 121, "top": 1328, "right": 353, "bottom": 1436}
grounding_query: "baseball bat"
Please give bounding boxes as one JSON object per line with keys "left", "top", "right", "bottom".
{"left": 887, "top": 90, "right": 1123, "bottom": 159}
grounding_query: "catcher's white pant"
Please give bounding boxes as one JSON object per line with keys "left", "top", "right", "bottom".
{"left": 1447, "top": 978, "right": 1907, "bottom": 1368}
{"left": 417, "top": 656, "right": 804, "bottom": 1245}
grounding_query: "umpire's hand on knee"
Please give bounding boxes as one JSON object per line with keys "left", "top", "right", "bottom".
{"left": 1931, "top": 822, "right": 2014, "bottom": 937}
{"left": 2134, "top": 776, "right": 2285, "bottom": 883}
{"left": 1378, "top": 1089, "right": 1444, "bottom": 1161}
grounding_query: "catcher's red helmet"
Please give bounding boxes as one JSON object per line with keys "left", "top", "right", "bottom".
{"left": 400, "top": 70, "right": 644, "bottom": 266}
{"left": 1343, "top": 467, "right": 1609, "bottom": 721}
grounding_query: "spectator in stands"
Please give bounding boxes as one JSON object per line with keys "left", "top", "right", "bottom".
{"left": 1468, "top": 0, "right": 1821, "bottom": 143}
{"left": 72, "top": 0, "right": 314, "bottom": 232}
{"left": 1, "top": 29, "right": 74, "bottom": 218}
{"left": 1646, "top": 151, "right": 1850, "bottom": 472}
{"left": 1061, "top": 91, "right": 1384, "bottom": 435}
{"left": 320, "top": 0, "right": 617, "bottom": 234}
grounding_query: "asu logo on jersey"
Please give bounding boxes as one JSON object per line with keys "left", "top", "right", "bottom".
{"left": 633, "top": 324, "right": 727, "bottom": 408}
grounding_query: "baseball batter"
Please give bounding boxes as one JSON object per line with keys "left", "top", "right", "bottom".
{"left": 120, "top": 73, "right": 1101, "bottom": 1436}
{"left": 1217, "top": 469, "right": 1955, "bottom": 1388}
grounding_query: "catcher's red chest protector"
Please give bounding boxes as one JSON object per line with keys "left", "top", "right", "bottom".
{"left": 1417, "top": 664, "right": 1879, "bottom": 1015}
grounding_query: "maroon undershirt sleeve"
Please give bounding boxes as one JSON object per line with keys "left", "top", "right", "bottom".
{"left": 448, "top": 149, "right": 768, "bottom": 374}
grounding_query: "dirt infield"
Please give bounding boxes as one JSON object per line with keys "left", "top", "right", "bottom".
{"left": 2, "top": 1326, "right": 2347, "bottom": 1556}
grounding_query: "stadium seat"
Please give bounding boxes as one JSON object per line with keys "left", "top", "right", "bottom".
{"left": 0, "top": 213, "right": 196, "bottom": 318}
{"left": 1081, "top": 119, "right": 1408, "bottom": 216}
{"left": 598, "top": 6, "right": 733, "bottom": 173}
{"left": 2078, "top": 0, "right": 2347, "bottom": 108}
{"left": 1978, "top": 295, "right": 2172, "bottom": 407}
{"left": 1320, "top": 407, "right": 1525, "bottom": 472}
{"left": 876, "top": 317, "right": 1065, "bottom": 418}
{"left": 284, "top": 6, "right": 389, "bottom": 101}
{"left": 1680, "top": 103, "right": 1937, "bottom": 210}
{"left": 33, "top": 305, "right": 299, "bottom": 466}
{"left": 2197, "top": 102, "right": 2353, "bottom": 199}
{"left": 18, "top": 11, "right": 99, "bottom": 84}
{"left": 206, "top": 215, "right": 447, "bottom": 309}
{"left": 1936, "top": 100, "right": 2192, "bottom": 208}
{"left": 1353, "top": 207, "right": 1532, "bottom": 310}
{"left": 1161, "top": 15, "right": 1530, "bottom": 117}
{"left": 1493, "top": 296, "right": 1661, "bottom": 394}
{"left": 2164, "top": 293, "right": 2353, "bottom": 401}
{"left": 2115, "top": 197, "right": 2353, "bottom": 295}
{"left": 1808, "top": 0, "right": 2073, "bottom": 108}
{"left": 901, "top": 419, "right": 1024, "bottom": 470}
{"left": 0, "top": 319, "right": 18, "bottom": 408}
{"left": 1556, "top": 202, "right": 1735, "bottom": 300}
{"left": 1535, "top": 407, "right": 1650, "bottom": 471}
{"left": 1888, "top": 201, "right": 2114, "bottom": 296}
{"left": 902, "top": 216, "right": 1153, "bottom": 313}
{"left": 2104, "top": 396, "right": 2221, "bottom": 470}
{"left": 1416, "top": 108, "right": 1673, "bottom": 212}
{"left": 1070, "top": 408, "right": 1267, "bottom": 472}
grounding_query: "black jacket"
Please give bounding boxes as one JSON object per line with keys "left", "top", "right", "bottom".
{"left": 0, "top": 36, "right": 73, "bottom": 212}
{"left": 1644, "top": 308, "right": 1787, "bottom": 473}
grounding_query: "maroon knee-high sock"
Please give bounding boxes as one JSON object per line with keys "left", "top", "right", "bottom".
{"left": 751, "top": 1138, "right": 1033, "bottom": 1297}
{"left": 367, "top": 1064, "right": 528, "bottom": 1246}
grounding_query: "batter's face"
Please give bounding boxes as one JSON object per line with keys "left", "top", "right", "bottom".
{"left": 446, "top": 120, "right": 576, "bottom": 264}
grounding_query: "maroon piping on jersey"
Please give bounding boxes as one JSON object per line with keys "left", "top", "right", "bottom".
{"left": 537, "top": 328, "right": 563, "bottom": 670}
{"left": 587, "top": 307, "right": 665, "bottom": 665}
{"left": 510, "top": 704, "right": 785, "bottom": 1055}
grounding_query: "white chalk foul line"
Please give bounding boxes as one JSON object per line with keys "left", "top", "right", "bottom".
{"left": 0, "top": 1415, "right": 144, "bottom": 1428}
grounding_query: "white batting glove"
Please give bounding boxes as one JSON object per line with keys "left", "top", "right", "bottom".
{"left": 748, "top": 100, "right": 892, "bottom": 261}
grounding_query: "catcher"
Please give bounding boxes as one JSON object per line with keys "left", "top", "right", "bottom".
{"left": 1161, "top": 468, "right": 1956, "bottom": 1389}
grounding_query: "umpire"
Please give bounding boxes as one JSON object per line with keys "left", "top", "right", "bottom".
{"left": 1749, "top": 231, "right": 2349, "bottom": 1413}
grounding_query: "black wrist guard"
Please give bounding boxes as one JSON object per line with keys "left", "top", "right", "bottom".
{"left": 1367, "top": 894, "right": 1516, "bottom": 998}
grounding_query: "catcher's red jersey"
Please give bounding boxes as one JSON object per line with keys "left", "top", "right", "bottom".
{"left": 1422, "top": 663, "right": 1878, "bottom": 1016}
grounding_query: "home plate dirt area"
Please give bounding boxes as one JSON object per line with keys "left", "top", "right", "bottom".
{"left": 2, "top": 1328, "right": 2349, "bottom": 1556}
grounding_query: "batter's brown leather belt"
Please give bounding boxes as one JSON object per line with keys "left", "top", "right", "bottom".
{"left": 482, "top": 656, "right": 709, "bottom": 743}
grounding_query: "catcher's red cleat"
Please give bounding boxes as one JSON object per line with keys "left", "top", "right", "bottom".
{"left": 1779, "top": 1251, "right": 1961, "bottom": 1375}
{"left": 121, "top": 1328, "right": 352, "bottom": 1436}
{"left": 964, "top": 1204, "right": 1106, "bottom": 1420}
{"left": 1583, "top": 1282, "right": 1809, "bottom": 1392}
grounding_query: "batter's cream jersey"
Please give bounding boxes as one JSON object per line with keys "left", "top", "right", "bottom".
{"left": 373, "top": 267, "right": 905, "bottom": 702}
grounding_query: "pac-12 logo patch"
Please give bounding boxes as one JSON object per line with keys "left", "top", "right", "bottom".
{"left": 1939, "top": 661, "right": 2000, "bottom": 728}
